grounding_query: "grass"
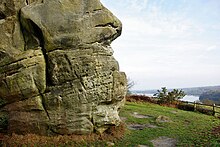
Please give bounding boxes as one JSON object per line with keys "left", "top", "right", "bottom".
{"left": 1, "top": 101, "right": 220, "bottom": 146}
{"left": 180, "top": 102, "right": 220, "bottom": 117}
{"left": 117, "top": 102, "right": 220, "bottom": 146}
{"left": 196, "top": 104, "right": 220, "bottom": 117}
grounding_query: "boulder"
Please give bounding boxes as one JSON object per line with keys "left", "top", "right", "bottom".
{"left": 0, "top": 0, "right": 126, "bottom": 135}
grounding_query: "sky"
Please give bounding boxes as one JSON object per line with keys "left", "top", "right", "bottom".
{"left": 100, "top": 0, "right": 220, "bottom": 90}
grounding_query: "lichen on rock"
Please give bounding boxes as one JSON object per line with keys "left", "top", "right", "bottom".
{"left": 0, "top": 0, "right": 126, "bottom": 135}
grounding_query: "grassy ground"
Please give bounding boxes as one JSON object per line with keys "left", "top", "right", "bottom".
{"left": 117, "top": 102, "right": 220, "bottom": 146}
{"left": 179, "top": 102, "right": 220, "bottom": 117}
{"left": 1, "top": 101, "right": 220, "bottom": 146}
{"left": 196, "top": 104, "right": 220, "bottom": 117}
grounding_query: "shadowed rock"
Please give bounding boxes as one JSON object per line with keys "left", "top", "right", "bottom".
{"left": 0, "top": 0, "right": 126, "bottom": 135}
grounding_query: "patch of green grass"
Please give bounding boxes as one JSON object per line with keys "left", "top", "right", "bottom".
{"left": 116, "top": 102, "right": 220, "bottom": 146}
{"left": 196, "top": 104, "right": 220, "bottom": 117}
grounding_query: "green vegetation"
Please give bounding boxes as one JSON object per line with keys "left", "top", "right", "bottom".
{"left": 153, "top": 87, "right": 186, "bottom": 104}
{"left": 137, "top": 85, "right": 220, "bottom": 96}
{"left": 200, "top": 91, "right": 220, "bottom": 104}
{"left": 2, "top": 101, "right": 220, "bottom": 146}
{"left": 0, "top": 98, "right": 6, "bottom": 107}
{"left": 117, "top": 102, "right": 220, "bottom": 146}
{"left": 0, "top": 113, "right": 8, "bottom": 132}
{"left": 183, "top": 86, "right": 220, "bottom": 96}
{"left": 194, "top": 103, "right": 220, "bottom": 117}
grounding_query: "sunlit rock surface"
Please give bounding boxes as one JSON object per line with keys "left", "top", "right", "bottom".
{"left": 0, "top": 0, "right": 126, "bottom": 135}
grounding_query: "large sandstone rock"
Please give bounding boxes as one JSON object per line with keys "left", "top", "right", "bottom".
{"left": 0, "top": 0, "right": 126, "bottom": 135}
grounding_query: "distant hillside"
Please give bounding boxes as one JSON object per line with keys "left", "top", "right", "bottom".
{"left": 199, "top": 91, "right": 220, "bottom": 104}
{"left": 133, "top": 85, "right": 220, "bottom": 96}
{"left": 182, "top": 86, "right": 220, "bottom": 96}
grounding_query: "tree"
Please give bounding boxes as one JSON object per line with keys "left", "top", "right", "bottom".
{"left": 199, "top": 91, "right": 220, "bottom": 104}
{"left": 154, "top": 87, "right": 186, "bottom": 104}
{"left": 127, "top": 78, "right": 135, "bottom": 95}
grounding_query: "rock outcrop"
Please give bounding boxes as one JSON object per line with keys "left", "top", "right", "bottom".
{"left": 0, "top": 0, "right": 126, "bottom": 135}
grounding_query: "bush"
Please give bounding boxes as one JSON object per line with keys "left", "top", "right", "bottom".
{"left": 177, "top": 103, "right": 214, "bottom": 116}
{"left": 177, "top": 103, "right": 195, "bottom": 111}
{"left": 154, "top": 87, "right": 186, "bottom": 104}
{"left": 126, "top": 95, "right": 157, "bottom": 104}
{"left": 197, "top": 107, "right": 213, "bottom": 115}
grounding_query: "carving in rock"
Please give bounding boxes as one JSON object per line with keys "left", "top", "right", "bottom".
{"left": 0, "top": 0, "right": 126, "bottom": 135}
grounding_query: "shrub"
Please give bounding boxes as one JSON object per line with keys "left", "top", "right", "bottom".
{"left": 154, "top": 87, "right": 186, "bottom": 104}
{"left": 177, "top": 103, "right": 195, "bottom": 111}
{"left": 197, "top": 107, "right": 213, "bottom": 115}
{"left": 126, "top": 95, "right": 157, "bottom": 103}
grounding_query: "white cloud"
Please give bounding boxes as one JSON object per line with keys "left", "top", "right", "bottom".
{"left": 122, "top": 10, "right": 202, "bottom": 40}
{"left": 211, "top": 24, "right": 220, "bottom": 30}
{"left": 102, "top": 0, "right": 220, "bottom": 90}
{"left": 130, "top": 0, "right": 148, "bottom": 12}
{"left": 206, "top": 45, "right": 217, "bottom": 51}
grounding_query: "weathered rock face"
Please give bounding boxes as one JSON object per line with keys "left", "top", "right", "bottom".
{"left": 0, "top": 0, "right": 126, "bottom": 135}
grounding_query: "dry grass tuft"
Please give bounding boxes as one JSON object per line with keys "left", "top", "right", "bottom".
{"left": 126, "top": 95, "right": 157, "bottom": 103}
{"left": 212, "top": 126, "right": 220, "bottom": 137}
{"left": 0, "top": 123, "right": 126, "bottom": 146}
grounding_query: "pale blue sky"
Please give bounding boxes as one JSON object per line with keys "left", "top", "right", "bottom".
{"left": 101, "top": 0, "right": 220, "bottom": 90}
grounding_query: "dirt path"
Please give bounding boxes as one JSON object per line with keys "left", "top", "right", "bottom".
{"left": 151, "top": 136, "right": 177, "bottom": 147}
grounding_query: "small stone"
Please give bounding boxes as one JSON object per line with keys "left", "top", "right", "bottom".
{"left": 170, "top": 110, "right": 178, "bottom": 114}
{"left": 131, "top": 112, "right": 152, "bottom": 119}
{"left": 138, "top": 145, "right": 149, "bottom": 147}
{"left": 106, "top": 141, "right": 115, "bottom": 147}
{"left": 127, "top": 124, "right": 146, "bottom": 130}
{"left": 156, "top": 115, "right": 171, "bottom": 123}
{"left": 127, "top": 123, "right": 159, "bottom": 130}
{"left": 145, "top": 124, "right": 159, "bottom": 128}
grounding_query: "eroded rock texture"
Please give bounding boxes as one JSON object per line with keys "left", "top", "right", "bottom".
{"left": 0, "top": 0, "right": 126, "bottom": 135}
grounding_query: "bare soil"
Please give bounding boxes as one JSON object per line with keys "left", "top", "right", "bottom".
{"left": 151, "top": 136, "right": 177, "bottom": 147}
